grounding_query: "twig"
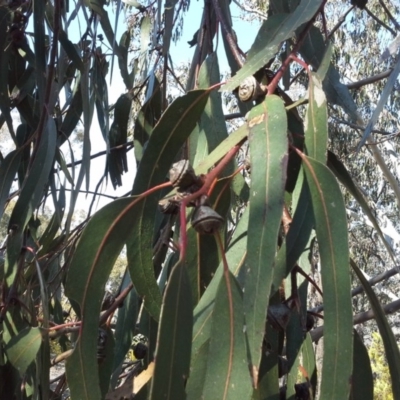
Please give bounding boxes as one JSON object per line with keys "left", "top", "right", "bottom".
{"left": 331, "top": 116, "right": 396, "bottom": 136}
{"left": 378, "top": 0, "right": 400, "bottom": 31}
{"left": 310, "top": 265, "right": 400, "bottom": 314}
{"left": 346, "top": 68, "right": 393, "bottom": 89}
{"left": 311, "top": 298, "right": 400, "bottom": 342}
{"left": 52, "top": 142, "right": 134, "bottom": 172}
{"left": 267, "top": 0, "right": 328, "bottom": 95}
{"left": 179, "top": 141, "right": 244, "bottom": 261}
{"left": 328, "top": 5, "right": 355, "bottom": 39}
{"left": 364, "top": 6, "right": 396, "bottom": 36}
{"left": 210, "top": 0, "right": 244, "bottom": 67}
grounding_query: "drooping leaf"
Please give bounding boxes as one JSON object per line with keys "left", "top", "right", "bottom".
{"left": 327, "top": 150, "right": 396, "bottom": 263}
{"left": 192, "top": 206, "right": 249, "bottom": 357}
{"left": 351, "top": 259, "right": 400, "bottom": 399}
{"left": 223, "top": 0, "right": 324, "bottom": 92}
{"left": 244, "top": 95, "right": 288, "bottom": 382}
{"left": 351, "top": 330, "right": 373, "bottom": 400}
{"left": 127, "top": 89, "right": 209, "bottom": 318}
{"left": 5, "top": 327, "right": 42, "bottom": 375}
{"left": 149, "top": 262, "right": 193, "bottom": 400}
{"left": 201, "top": 271, "right": 252, "bottom": 399}
{"left": 118, "top": 30, "right": 135, "bottom": 90}
{"left": 272, "top": 171, "right": 314, "bottom": 294}
{"left": 107, "top": 94, "right": 131, "bottom": 188}
{"left": 0, "top": 150, "right": 21, "bottom": 221}
{"left": 300, "top": 27, "right": 359, "bottom": 122}
{"left": 302, "top": 156, "right": 353, "bottom": 400}
{"left": 5, "top": 119, "right": 57, "bottom": 284}
{"left": 111, "top": 270, "right": 138, "bottom": 388}
{"left": 305, "top": 72, "right": 328, "bottom": 163}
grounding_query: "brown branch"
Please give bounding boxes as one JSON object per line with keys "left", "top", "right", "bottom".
{"left": 311, "top": 265, "right": 400, "bottom": 314}
{"left": 311, "top": 298, "right": 400, "bottom": 342}
{"left": 267, "top": 0, "right": 328, "bottom": 95}
{"left": 346, "top": 68, "right": 393, "bottom": 89}
{"left": 332, "top": 116, "right": 396, "bottom": 136}
{"left": 210, "top": 0, "right": 244, "bottom": 67}
{"left": 364, "top": 5, "right": 396, "bottom": 37}
{"left": 378, "top": 0, "right": 400, "bottom": 31}
{"left": 328, "top": 5, "right": 355, "bottom": 39}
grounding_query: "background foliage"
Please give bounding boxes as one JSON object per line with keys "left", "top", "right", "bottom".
{"left": 1, "top": 0, "right": 400, "bottom": 399}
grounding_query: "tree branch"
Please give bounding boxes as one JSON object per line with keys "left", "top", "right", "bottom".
{"left": 378, "top": 0, "right": 400, "bottom": 31}
{"left": 311, "top": 298, "right": 400, "bottom": 342}
{"left": 346, "top": 68, "right": 393, "bottom": 89}
{"left": 364, "top": 5, "right": 396, "bottom": 37}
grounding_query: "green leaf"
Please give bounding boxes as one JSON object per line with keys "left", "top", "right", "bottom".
{"left": 111, "top": 270, "right": 138, "bottom": 388}
{"left": 163, "top": 0, "right": 178, "bottom": 56}
{"left": 119, "top": 31, "right": 135, "bottom": 90}
{"left": 60, "top": 75, "right": 83, "bottom": 145}
{"left": 193, "top": 53, "right": 230, "bottom": 167}
{"left": 300, "top": 27, "right": 359, "bottom": 122}
{"left": 244, "top": 95, "right": 288, "bottom": 382}
{"left": 351, "top": 259, "right": 400, "bottom": 399}
{"left": 252, "top": 318, "right": 280, "bottom": 399}
{"left": 202, "top": 271, "right": 252, "bottom": 399}
{"left": 5, "top": 327, "right": 42, "bottom": 375}
{"left": 327, "top": 150, "right": 396, "bottom": 263}
{"left": 108, "top": 94, "right": 131, "bottom": 188}
{"left": 302, "top": 334, "right": 317, "bottom": 397}
{"left": 192, "top": 206, "right": 249, "bottom": 357}
{"left": 150, "top": 262, "right": 193, "bottom": 400}
{"left": 6, "top": 119, "right": 57, "bottom": 284}
{"left": 195, "top": 122, "right": 248, "bottom": 175}
{"left": 127, "top": 89, "right": 209, "bottom": 319}
{"left": 272, "top": 172, "right": 314, "bottom": 294}
{"left": 302, "top": 156, "right": 353, "bottom": 400}
{"left": 352, "top": 330, "right": 373, "bottom": 400}
{"left": 305, "top": 72, "right": 327, "bottom": 163}
{"left": 223, "top": 0, "right": 323, "bottom": 92}
{"left": 33, "top": 0, "right": 46, "bottom": 107}
{"left": 133, "top": 74, "right": 162, "bottom": 163}
{"left": 186, "top": 340, "right": 210, "bottom": 399}
{"left": 66, "top": 197, "right": 135, "bottom": 400}
{"left": 0, "top": 150, "right": 21, "bottom": 221}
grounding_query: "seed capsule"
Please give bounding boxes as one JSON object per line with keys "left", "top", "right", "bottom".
{"left": 191, "top": 205, "right": 224, "bottom": 234}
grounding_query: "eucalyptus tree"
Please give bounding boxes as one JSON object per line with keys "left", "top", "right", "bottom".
{"left": 1, "top": 0, "right": 400, "bottom": 399}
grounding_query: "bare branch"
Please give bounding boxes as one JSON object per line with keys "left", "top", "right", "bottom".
{"left": 346, "top": 68, "right": 393, "bottom": 89}
{"left": 364, "top": 5, "right": 396, "bottom": 36}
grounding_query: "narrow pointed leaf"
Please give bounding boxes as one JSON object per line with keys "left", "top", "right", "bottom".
{"left": 5, "top": 327, "right": 42, "bottom": 375}
{"left": 352, "top": 330, "right": 373, "bottom": 400}
{"left": 328, "top": 150, "right": 396, "bottom": 263}
{"left": 305, "top": 72, "right": 328, "bottom": 163}
{"left": 6, "top": 119, "right": 57, "bottom": 284}
{"left": 223, "top": 0, "right": 323, "bottom": 92}
{"left": 192, "top": 206, "right": 249, "bottom": 356}
{"left": 150, "top": 263, "right": 193, "bottom": 400}
{"left": 0, "top": 150, "right": 21, "bottom": 221}
{"left": 302, "top": 156, "right": 353, "bottom": 400}
{"left": 202, "top": 271, "right": 252, "bottom": 399}
{"left": 272, "top": 174, "right": 314, "bottom": 294}
{"left": 351, "top": 259, "right": 400, "bottom": 399}
{"left": 244, "top": 95, "right": 288, "bottom": 381}
{"left": 127, "top": 89, "right": 209, "bottom": 318}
